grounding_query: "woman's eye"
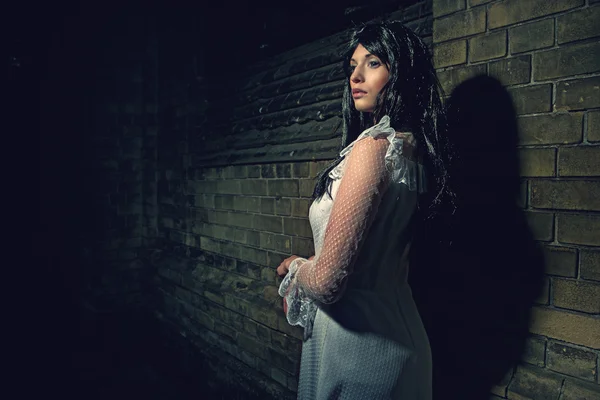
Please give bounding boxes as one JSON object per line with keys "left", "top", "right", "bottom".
{"left": 349, "top": 65, "right": 356, "bottom": 73}
{"left": 368, "top": 60, "right": 381, "bottom": 68}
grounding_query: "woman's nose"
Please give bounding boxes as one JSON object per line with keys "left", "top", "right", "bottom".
{"left": 350, "top": 68, "right": 363, "bottom": 83}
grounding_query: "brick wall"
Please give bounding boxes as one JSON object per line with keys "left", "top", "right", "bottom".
{"left": 150, "top": 1, "right": 433, "bottom": 397}
{"left": 433, "top": 0, "right": 599, "bottom": 398}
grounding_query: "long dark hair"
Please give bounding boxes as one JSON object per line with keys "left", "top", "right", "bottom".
{"left": 313, "top": 22, "right": 453, "bottom": 215}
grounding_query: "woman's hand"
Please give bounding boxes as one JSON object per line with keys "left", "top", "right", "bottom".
{"left": 280, "top": 255, "right": 315, "bottom": 315}
{"left": 277, "top": 255, "right": 300, "bottom": 278}
{"left": 277, "top": 255, "right": 315, "bottom": 278}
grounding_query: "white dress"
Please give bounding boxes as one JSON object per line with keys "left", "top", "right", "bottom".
{"left": 279, "top": 116, "right": 432, "bottom": 399}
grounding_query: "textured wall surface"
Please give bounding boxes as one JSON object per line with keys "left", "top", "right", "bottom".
{"left": 433, "top": 0, "right": 599, "bottom": 398}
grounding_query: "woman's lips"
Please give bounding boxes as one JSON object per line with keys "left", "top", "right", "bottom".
{"left": 352, "top": 89, "right": 367, "bottom": 99}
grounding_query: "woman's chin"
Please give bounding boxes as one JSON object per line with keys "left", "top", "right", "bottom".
{"left": 354, "top": 106, "right": 374, "bottom": 113}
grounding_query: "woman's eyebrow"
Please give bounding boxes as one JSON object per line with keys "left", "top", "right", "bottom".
{"left": 350, "top": 53, "right": 375, "bottom": 63}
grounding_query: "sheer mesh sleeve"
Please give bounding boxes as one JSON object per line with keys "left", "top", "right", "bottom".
{"left": 282, "top": 135, "right": 392, "bottom": 305}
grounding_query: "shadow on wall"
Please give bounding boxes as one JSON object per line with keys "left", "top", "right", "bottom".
{"left": 409, "top": 75, "right": 546, "bottom": 400}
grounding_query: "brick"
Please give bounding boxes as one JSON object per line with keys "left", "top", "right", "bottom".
{"left": 240, "top": 246, "right": 268, "bottom": 265}
{"left": 589, "top": 110, "right": 600, "bottom": 142}
{"left": 233, "top": 165, "right": 248, "bottom": 179}
{"left": 524, "top": 211, "right": 554, "bottom": 241}
{"left": 237, "top": 332, "right": 268, "bottom": 359}
{"left": 469, "top": 0, "right": 492, "bottom": 5}
{"left": 531, "top": 180, "right": 600, "bottom": 211}
{"left": 255, "top": 321, "right": 272, "bottom": 343}
{"left": 247, "top": 197, "right": 261, "bottom": 213}
{"left": 223, "top": 166, "right": 236, "bottom": 179}
{"left": 558, "top": 213, "right": 600, "bottom": 246}
{"left": 283, "top": 217, "right": 312, "bottom": 238}
{"left": 534, "top": 41, "right": 600, "bottom": 81}
{"left": 556, "top": 76, "right": 600, "bottom": 111}
{"left": 489, "top": 0, "right": 584, "bottom": 29}
{"left": 270, "top": 367, "right": 289, "bottom": 387}
{"left": 233, "top": 229, "right": 246, "bottom": 243}
{"left": 509, "top": 19, "right": 555, "bottom": 54}
{"left": 519, "top": 148, "right": 555, "bottom": 177}
{"left": 291, "top": 236, "right": 315, "bottom": 257}
{"left": 292, "top": 162, "right": 309, "bottom": 178}
{"left": 260, "top": 266, "right": 277, "bottom": 285}
{"left": 535, "top": 276, "right": 550, "bottom": 305}
{"left": 274, "top": 198, "right": 291, "bottom": 216}
{"left": 241, "top": 180, "right": 268, "bottom": 196}
{"left": 260, "top": 197, "right": 275, "bottom": 214}
{"left": 194, "top": 309, "right": 215, "bottom": 330}
{"left": 261, "top": 164, "right": 276, "bottom": 178}
{"left": 242, "top": 318, "right": 258, "bottom": 337}
{"left": 248, "top": 304, "right": 278, "bottom": 330}
{"left": 267, "top": 251, "right": 287, "bottom": 270}
{"left": 558, "top": 6, "right": 600, "bottom": 44}
{"left": 433, "top": 39, "right": 467, "bottom": 68}
{"left": 507, "top": 364, "right": 564, "bottom": 400}
{"left": 275, "top": 163, "right": 292, "bottom": 178}
{"left": 268, "top": 180, "right": 299, "bottom": 197}
{"left": 214, "top": 321, "right": 238, "bottom": 341}
{"left": 553, "top": 278, "right": 600, "bottom": 313}
{"left": 433, "top": 0, "right": 465, "bottom": 18}
{"left": 559, "top": 146, "right": 600, "bottom": 177}
{"left": 228, "top": 212, "right": 254, "bottom": 229}
{"left": 268, "top": 347, "right": 298, "bottom": 374}
{"left": 231, "top": 196, "right": 246, "bottom": 212}
{"left": 436, "top": 64, "right": 487, "bottom": 95}
{"left": 203, "top": 194, "right": 215, "bottom": 208}
{"left": 298, "top": 179, "right": 316, "bottom": 198}
{"left": 488, "top": 55, "right": 531, "bottom": 86}
{"left": 253, "top": 214, "right": 283, "bottom": 234}
{"left": 433, "top": 7, "right": 486, "bottom": 43}
{"left": 562, "top": 379, "right": 600, "bottom": 400}
{"left": 518, "top": 113, "right": 583, "bottom": 145}
{"left": 542, "top": 245, "right": 577, "bottom": 277}
{"left": 581, "top": 250, "right": 600, "bottom": 282}
{"left": 547, "top": 341, "right": 597, "bottom": 381}
{"left": 530, "top": 306, "right": 600, "bottom": 350}
{"left": 214, "top": 195, "right": 234, "bottom": 210}
{"left": 522, "top": 335, "right": 546, "bottom": 367}
{"left": 508, "top": 84, "right": 552, "bottom": 115}
{"left": 246, "top": 230, "right": 260, "bottom": 247}
{"left": 469, "top": 31, "right": 507, "bottom": 62}
{"left": 291, "top": 198, "right": 311, "bottom": 217}
{"left": 200, "top": 236, "right": 221, "bottom": 253}
{"left": 259, "top": 232, "right": 292, "bottom": 253}
{"left": 216, "top": 180, "right": 242, "bottom": 195}
{"left": 238, "top": 350, "right": 257, "bottom": 369}
{"left": 309, "top": 160, "right": 332, "bottom": 179}
{"left": 247, "top": 165, "right": 261, "bottom": 178}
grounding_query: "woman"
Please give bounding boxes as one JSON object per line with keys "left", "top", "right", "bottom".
{"left": 276, "top": 22, "right": 452, "bottom": 399}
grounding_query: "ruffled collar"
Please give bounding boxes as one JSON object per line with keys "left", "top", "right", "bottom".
{"left": 339, "top": 115, "right": 398, "bottom": 157}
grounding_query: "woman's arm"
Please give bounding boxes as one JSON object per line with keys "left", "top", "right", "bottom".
{"left": 285, "top": 136, "right": 391, "bottom": 304}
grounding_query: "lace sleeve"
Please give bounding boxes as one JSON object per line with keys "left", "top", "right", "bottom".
{"left": 283, "top": 135, "right": 392, "bottom": 305}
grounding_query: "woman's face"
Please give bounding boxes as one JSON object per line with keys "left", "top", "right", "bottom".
{"left": 349, "top": 44, "right": 390, "bottom": 113}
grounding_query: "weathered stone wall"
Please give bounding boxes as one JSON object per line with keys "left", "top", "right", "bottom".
{"left": 432, "top": 0, "right": 599, "bottom": 398}
{"left": 150, "top": 1, "right": 433, "bottom": 397}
